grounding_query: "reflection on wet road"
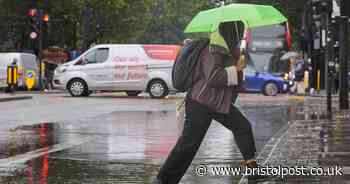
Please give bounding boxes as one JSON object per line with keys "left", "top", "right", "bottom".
{"left": 0, "top": 124, "right": 57, "bottom": 159}
{"left": 0, "top": 100, "right": 302, "bottom": 184}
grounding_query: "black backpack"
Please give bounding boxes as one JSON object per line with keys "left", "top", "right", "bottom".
{"left": 172, "top": 38, "right": 210, "bottom": 92}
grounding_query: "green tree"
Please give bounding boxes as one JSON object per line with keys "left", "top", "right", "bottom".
{"left": 0, "top": 0, "right": 307, "bottom": 51}
{"left": 0, "top": 0, "right": 33, "bottom": 51}
{"left": 45, "top": 0, "right": 155, "bottom": 49}
{"left": 94, "top": 0, "right": 155, "bottom": 44}
{"left": 0, "top": 0, "right": 155, "bottom": 51}
{"left": 141, "top": 0, "right": 210, "bottom": 44}
{"left": 237, "top": 0, "right": 306, "bottom": 49}
{"left": 142, "top": 0, "right": 305, "bottom": 46}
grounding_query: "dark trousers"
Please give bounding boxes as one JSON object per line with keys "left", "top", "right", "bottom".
{"left": 157, "top": 97, "right": 256, "bottom": 184}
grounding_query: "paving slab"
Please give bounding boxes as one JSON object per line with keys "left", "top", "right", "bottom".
{"left": 240, "top": 97, "right": 350, "bottom": 184}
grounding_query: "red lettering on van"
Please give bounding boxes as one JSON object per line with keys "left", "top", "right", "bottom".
{"left": 115, "top": 64, "right": 148, "bottom": 81}
{"left": 115, "top": 65, "right": 127, "bottom": 80}
{"left": 113, "top": 56, "right": 140, "bottom": 63}
{"left": 143, "top": 45, "right": 181, "bottom": 61}
{"left": 127, "top": 65, "right": 148, "bottom": 80}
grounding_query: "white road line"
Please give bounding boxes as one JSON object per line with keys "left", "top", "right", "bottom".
{"left": 0, "top": 138, "right": 90, "bottom": 168}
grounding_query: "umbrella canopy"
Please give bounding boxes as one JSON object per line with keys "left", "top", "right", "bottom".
{"left": 184, "top": 3, "right": 287, "bottom": 33}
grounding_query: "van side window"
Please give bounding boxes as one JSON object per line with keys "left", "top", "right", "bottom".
{"left": 84, "top": 48, "right": 109, "bottom": 64}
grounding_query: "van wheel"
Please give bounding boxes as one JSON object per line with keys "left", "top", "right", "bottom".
{"left": 263, "top": 82, "right": 279, "bottom": 96}
{"left": 148, "top": 80, "right": 169, "bottom": 99}
{"left": 68, "top": 79, "right": 88, "bottom": 97}
{"left": 126, "top": 91, "right": 141, "bottom": 97}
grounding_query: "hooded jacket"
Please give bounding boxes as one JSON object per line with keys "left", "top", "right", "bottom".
{"left": 190, "top": 26, "right": 244, "bottom": 114}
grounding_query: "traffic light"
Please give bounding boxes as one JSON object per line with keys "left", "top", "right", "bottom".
{"left": 311, "top": 0, "right": 322, "bottom": 49}
{"left": 42, "top": 14, "right": 49, "bottom": 23}
{"left": 340, "top": 0, "right": 350, "bottom": 16}
{"left": 310, "top": 0, "right": 333, "bottom": 50}
{"left": 28, "top": 8, "right": 39, "bottom": 40}
{"left": 311, "top": 0, "right": 332, "bottom": 15}
{"left": 319, "top": 0, "right": 332, "bottom": 14}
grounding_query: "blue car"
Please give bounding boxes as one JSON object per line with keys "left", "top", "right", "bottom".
{"left": 243, "top": 66, "right": 289, "bottom": 96}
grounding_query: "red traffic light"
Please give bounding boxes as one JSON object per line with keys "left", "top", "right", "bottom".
{"left": 28, "top": 9, "right": 37, "bottom": 17}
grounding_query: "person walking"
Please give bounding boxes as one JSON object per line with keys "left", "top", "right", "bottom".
{"left": 155, "top": 21, "right": 259, "bottom": 184}
{"left": 292, "top": 55, "right": 306, "bottom": 94}
{"left": 44, "top": 61, "right": 58, "bottom": 91}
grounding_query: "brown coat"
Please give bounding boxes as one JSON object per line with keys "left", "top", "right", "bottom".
{"left": 190, "top": 45, "right": 243, "bottom": 114}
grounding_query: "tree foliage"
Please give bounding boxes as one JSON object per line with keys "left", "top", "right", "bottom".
{"left": 141, "top": 0, "right": 306, "bottom": 47}
{"left": 237, "top": 0, "right": 306, "bottom": 48}
{"left": 140, "top": 0, "right": 210, "bottom": 44}
{"left": 0, "top": 0, "right": 154, "bottom": 51}
{"left": 0, "top": 0, "right": 307, "bottom": 51}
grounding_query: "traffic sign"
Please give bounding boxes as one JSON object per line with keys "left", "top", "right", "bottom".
{"left": 25, "top": 70, "right": 36, "bottom": 90}
{"left": 27, "top": 72, "right": 34, "bottom": 78}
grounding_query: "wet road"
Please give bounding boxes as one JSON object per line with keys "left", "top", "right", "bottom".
{"left": 0, "top": 93, "right": 302, "bottom": 184}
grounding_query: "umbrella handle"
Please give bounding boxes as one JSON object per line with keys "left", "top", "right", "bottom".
{"left": 240, "top": 40, "right": 247, "bottom": 53}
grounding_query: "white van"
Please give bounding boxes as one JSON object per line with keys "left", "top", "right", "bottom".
{"left": 0, "top": 53, "right": 39, "bottom": 89}
{"left": 53, "top": 44, "right": 181, "bottom": 98}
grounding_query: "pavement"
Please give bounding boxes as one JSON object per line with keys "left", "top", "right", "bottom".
{"left": 0, "top": 93, "right": 32, "bottom": 102}
{"left": 0, "top": 88, "right": 65, "bottom": 102}
{"left": 240, "top": 96, "right": 350, "bottom": 184}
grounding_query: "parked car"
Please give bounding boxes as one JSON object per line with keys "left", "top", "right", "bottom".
{"left": 0, "top": 52, "right": 39, "bottom": 90}
{"left": 53, "top": 44, "right": 181, "bottom": 98}
{"left": 243, "top": 65, "right": 289, "bottom": 96}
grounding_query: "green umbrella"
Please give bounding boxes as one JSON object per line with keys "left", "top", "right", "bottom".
{"left": 184, "top": 3, "right": 287, "bottom": 33}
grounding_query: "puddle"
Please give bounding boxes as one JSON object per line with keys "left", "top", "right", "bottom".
{"left": 0, "top": 102, "right": 322, "bottom": 183}
{"left": 0, "top": 123, "right": 58, "bottom": 159}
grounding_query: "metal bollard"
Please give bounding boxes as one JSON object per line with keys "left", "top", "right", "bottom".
{"left": 317, "top": 69, "right": 321, "bottom": 91}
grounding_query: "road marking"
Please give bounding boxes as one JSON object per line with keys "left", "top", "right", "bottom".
{"left": 0, "top": 138, "right": 90, "bottom": 168}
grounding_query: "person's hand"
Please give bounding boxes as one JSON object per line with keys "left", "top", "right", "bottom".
{"left": 236, "top": 55, "right": 247, "bottom": 72}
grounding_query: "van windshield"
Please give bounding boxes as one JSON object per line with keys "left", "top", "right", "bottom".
{"left": 249, "top": 24, "right": 286, "bottom": 51}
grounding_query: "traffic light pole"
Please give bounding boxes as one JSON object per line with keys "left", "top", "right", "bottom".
{"left": 338, "top": 16, "right": 349, "bottom": 110}
{"left": 38, "top": 9, "right": 44, "bottom": 91}
{"left": 322, "top": 12, "right": 332, "bottom": 115}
